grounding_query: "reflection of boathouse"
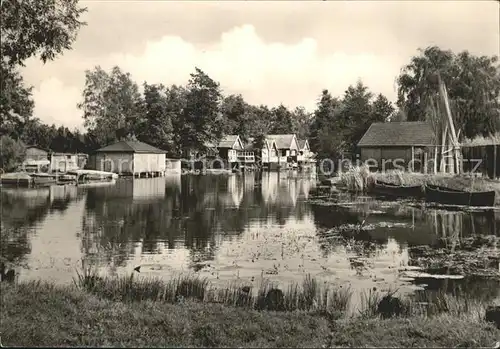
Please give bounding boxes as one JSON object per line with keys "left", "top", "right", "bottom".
{"left": 226, "top": 176, "right": 244, "bottom": 208}
{"left": 1, "top": 185, "right": 77, "bottom": 207}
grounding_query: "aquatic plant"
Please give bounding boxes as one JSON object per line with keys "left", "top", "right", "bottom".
{"left": 412, "top": 290, "right": 485, "bottom": 320}
{"left": 359, "top": 287, "right": 382, "bottom": 318}
{"left": 73, "top": 260, "right": 102, "bottom": 291}
{"left": 340, "top": 165, "right": 372, "bottom": 191}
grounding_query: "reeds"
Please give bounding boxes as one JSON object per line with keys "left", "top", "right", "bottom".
{"left": 340, "top": 165, "right": 372, "bottom": 191}
{"left": 411, "top": 290, "right": 484, "bottom": 320}
{"left": 359, "top": 288, "right": 382, "bottom": 317}
{"left": 71, "top": 266, "right": 352, "bottom": 314}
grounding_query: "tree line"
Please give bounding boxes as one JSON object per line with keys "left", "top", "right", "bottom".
{"left": 76, "top": 65, "right": 396, "bottom": 158}
{"left": 1, "top": 0, "right": 499, "bottom": 171}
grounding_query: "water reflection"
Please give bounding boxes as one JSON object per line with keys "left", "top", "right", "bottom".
{"left": 77, "top": 173, "right": 313, "bottom": 271}
{"left": 312, "top": 195, "right": 500, "bottom": 247}
{"left": 310, "top": 193, "right": 500, "bottom": 303}
{"left": 1, "top": 185, "right": 84, "bottom": 281}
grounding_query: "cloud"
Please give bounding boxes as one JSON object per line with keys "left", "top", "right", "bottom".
{"left": 109, "top": 24, "right": 399, "bottom": 109}
{"left": 31, "top": 78, "right": 83, "bottom": 130}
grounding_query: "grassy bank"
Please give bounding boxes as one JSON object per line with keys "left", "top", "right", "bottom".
{"left": 338, "top": 168, "right": 500, "bottom": 204}
{"left": 1, "top": 275, "right": 499, "bottom": 347}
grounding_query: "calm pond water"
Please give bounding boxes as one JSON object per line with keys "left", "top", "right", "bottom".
{"left": 2, "top": 172, "right": 499, "bottom": 305}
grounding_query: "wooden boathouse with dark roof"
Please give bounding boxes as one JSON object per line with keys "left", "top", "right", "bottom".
{"left": 90, "top": 140, "right": 166, "bottom": 177}
{"left": 266, "top": 134, "right": 300, "bottom": 170}
{"left": 357, "top": 121, "right": 436, "bottom": 172}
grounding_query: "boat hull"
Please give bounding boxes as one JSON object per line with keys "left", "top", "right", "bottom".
{"left": 425, "top": 183, "right": 463, "bottom": 192}
{"left": 425, "top": 185, "right": 496, "bottom": 207}
{"left": 0, "top": 178, "right": 32, "bottom": 187}
{"left": 31, "top": 174, "right": 57, "bottom": 186}
{"left": 1, "top": 172, "right": 34, "bottom": 187}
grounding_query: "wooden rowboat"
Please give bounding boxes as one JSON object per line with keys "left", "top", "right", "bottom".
{"left": 372, "top": 180, "right": 423, "bottom": 198}
{"left": 1, "top": 172, "right": 32, "bottom": 187}
{"left": 424, "top": 184, "right": 496, "bottom": 207}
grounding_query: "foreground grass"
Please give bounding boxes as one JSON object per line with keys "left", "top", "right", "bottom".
{"left": 1, "top": 280, "right": 499, "bottom": 347}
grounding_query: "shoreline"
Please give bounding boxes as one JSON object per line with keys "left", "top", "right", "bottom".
{"left": 1, "top": 276, "right": 499, "bottom": 347}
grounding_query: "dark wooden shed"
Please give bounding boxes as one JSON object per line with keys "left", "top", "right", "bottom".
{"left": 461, "top": 136, "right": 499, "bottom": 179}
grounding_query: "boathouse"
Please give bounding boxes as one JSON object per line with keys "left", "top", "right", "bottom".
{"left": 23, "top": 146, "right": 50, "bottom": 172}
{"left": 461, "top": 133, "right": 500, "bottom": 179}
{"left": 266, "top": 134, "right": 300, "bottom": 170}
{"left": 297, "top": 139, "right": 315, "bottom": 169}
{"left": 357, "top": 122, "right": 436, "bottom": 172}
{"left": 91, "top": 140, "right": 166, "bottom": 177}
{"left": 25, "top": 146, "right": 49, "bottom": 161}
{"left": 50, "top": 153, "right": 79, "bottom": 173}
{"left": 248, "top": 137, "right": 279, "bottom": 170}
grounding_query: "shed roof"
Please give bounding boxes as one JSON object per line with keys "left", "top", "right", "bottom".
{"left": 206, "top": 135, "right": 242, "bottom": 149}
{"left": 25, "top": 145, "right": 50, "bottom": 152}
{"left": 219, "top": 135, "right": 240, "bottom": 149}
{"left": 357, "top": 122, "right": 435, "bottom": 147}
{"left": 96, "top": 140, "right": 166, "bottom": 154}
{"left": 266, "top": 134, "right": 296, "bottom": 149}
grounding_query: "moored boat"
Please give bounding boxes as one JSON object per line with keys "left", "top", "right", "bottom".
{"left": 372, "top": 180, "right": 423, "bottom": 198}
{"left": 76, "top": 179, "right": 117, "bottom": 188}
{"left": 67, "top": 169, "right": 118, "bottom": 183}
{"left": 425, "top": 183, "right": 463, "bottom": 192}
{"left": 31, "top": 173, "right": 57, "bottom": 186}
{"left": 1, "top": 172, "right": 58, "bottom": 187}
{"left": 424, "top": 184, "right": 496, "bottom": 207}
{"left": 56, "top": 174, "right": 78, "bottom": 184}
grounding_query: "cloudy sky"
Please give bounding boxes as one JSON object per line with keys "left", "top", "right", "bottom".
{"left": 21, "top": 0, "right": 499, "bottom": 130}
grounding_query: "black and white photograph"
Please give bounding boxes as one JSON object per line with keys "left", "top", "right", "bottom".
{"left": 1, "top": 0, "right": 499, "bottom": 347}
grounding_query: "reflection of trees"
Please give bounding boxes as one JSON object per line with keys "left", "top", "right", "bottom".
{"left": 81, "top": 173, "right": 316, "bottom": 268}
{"left": 81, "top": 178, "right": 182, "bottom": 267}
{"left": 311, "top": 204, "right": 360, "bottom": 230}
{"left": 1, "top": 188, "right": 51, "bottom": 229}
{"left": 0, "top": 226, "right": 31, "bottom": 267}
